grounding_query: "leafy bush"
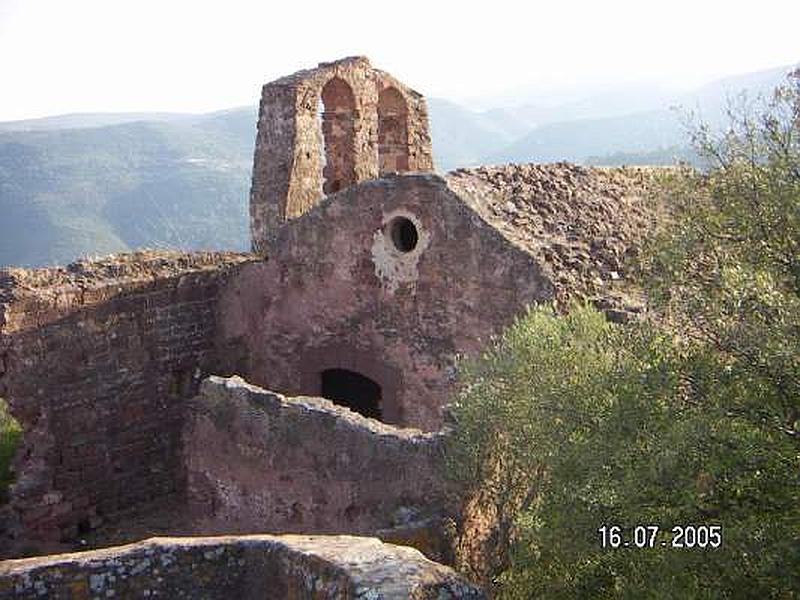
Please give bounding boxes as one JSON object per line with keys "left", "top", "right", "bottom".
{"left": 448, "top": 305, "right": 799, "bottom": 598}
{"left": 0, "top": 398, "right": 21, "bottom": 504}
{"left": 447, "top": 76, "right": 800, "bottom": 598}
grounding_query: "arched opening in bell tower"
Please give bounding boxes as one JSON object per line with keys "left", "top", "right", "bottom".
{"left": 319, "top": 77, "right": 357, "bottom": 194}
{"left": 377, "top": 87, "right": 410, "bottom": 175}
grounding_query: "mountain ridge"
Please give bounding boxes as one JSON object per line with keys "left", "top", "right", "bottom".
{"left": 1, "top": 63, "right": 796, "bottom": 268}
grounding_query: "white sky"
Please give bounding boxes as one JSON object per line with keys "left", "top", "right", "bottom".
{"left": 0, "top": 0, "right": 798, "bottom": 121}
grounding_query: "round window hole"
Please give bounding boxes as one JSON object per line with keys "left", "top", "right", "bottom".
{"left": 388, "top": 216, "right": 418, "bottom": 253}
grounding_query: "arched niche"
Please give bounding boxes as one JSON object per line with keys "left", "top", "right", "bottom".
{"left": 298, "top": 343, "right": 403, "bottom": 425}
{"left": 377, "top": 87, "right": 410, "bottom": 175}
{"left": 319, "top": 77, "right": 357, "bottom": 195}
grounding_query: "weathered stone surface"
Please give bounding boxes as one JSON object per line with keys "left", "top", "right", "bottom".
{"left": 184, "top": 376, "right": 449, "bottom": 555}
{"left": 222, "top": 173, "right": 556, "bottom": 431}
{"left": 0, "top": 251, "right": 255, "bottom": 554}
{"left": 0, "top": 251, "right": 252, "bottom": 335}
{"left": 223, "top": 165, "right": 664, "bottom": 432}
{"left": 250, "top": 56, "right": 434, "bottom": 251}
{"left": 0, "top": 534, "right": 485, "bottom": 599}
{"left": 446, "top": 163, "right": 667, "bottom": 312}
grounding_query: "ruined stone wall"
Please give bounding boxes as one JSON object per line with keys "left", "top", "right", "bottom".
{"left": 184, "top": 376, "right": 450, "bottom": 560}
{"left": 221, "top": 174, "right": 555, "bottom": 431}
{"left": 250, "top": 56, "right": 434, "bottom": 251}
{"left": 446, "top": 163, "right": 666, "bottom": 314}
{"left": 0, "top": 251, "right": 253, "bottom": 555}
{"left": 0, "top": 534, "right": 485, "bottom": 599}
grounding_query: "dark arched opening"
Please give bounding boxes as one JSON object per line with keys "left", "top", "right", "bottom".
{"left": 320, "top": 369, "right": 382, "bottom": 420}
{"left": 320, "top": 78, "right": 357, "bottom": 195}
{"left": 378, "top": 87, "right": 410, "bottom": 175}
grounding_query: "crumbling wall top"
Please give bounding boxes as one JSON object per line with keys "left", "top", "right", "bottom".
{"left": 445, "top": 163, "right": 668, "bottom": 309}
{"left": 0, "top": 250, "right": 255, "bottom": 335}
{"left": 264, "top": 57, "right": 425, "bottom": 103}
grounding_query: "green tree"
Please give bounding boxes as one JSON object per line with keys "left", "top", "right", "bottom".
{"left": 446, "top": 75, "right": 800, "bottom": 598}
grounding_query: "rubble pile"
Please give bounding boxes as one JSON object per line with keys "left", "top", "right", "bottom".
{"left": 447, "top": 162, "right": 669, "bottom": 316}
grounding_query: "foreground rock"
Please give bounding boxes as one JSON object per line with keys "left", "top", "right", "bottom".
{"left": 0, "top": 534, "right": 485, "bottom": 599}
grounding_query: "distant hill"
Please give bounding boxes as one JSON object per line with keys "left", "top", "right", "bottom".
{"left": 585, "top": 146, "right": 701, "bottom": 168}
{"left": 489, "top": 108, "right": 684, "bottom": 166}
{"left": 0, "top": 108, "right": 256, "bottom": 267}
{"left": 0, "top": 63, "right": 795, "bottom": 268}
{"left": 488, "top": 64, "right": 796, "bottom": 165}
{"left": 427, "top": 98, "right": 514, "bottom": 169}
{"left": 0, "top": 99, "right": 509, "bottom": 268}
{"left": 476, "top": 82, "right": 676, "bottom": 131}
{"left": 0, "top": 112, "right": 195, "bottom": 133}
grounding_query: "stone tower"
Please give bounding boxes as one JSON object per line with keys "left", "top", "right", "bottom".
{"left": 249, "top": 56, "right": 434, "bottom": 252}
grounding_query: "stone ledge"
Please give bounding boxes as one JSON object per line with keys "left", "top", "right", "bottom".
{"left": 0, "top": 250, "right": 256, "bottom": 335}
{"left": 0, "top": 534, "right": 485, "bottom": 599}
{"left": 202, "top": 374, "right": 441, "bottom": 440}
{"left": 184, "top": 376, "right": 448, "bottom": 546}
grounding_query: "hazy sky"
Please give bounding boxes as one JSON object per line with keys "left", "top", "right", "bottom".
{"left": 1, "top": 0, "right": 798, "bottom": 121}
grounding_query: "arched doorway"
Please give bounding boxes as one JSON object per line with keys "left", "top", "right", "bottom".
{"left": 320, "top": 369, "right": 382, "bottom": 420}
{"left": 319, "top": 78, "right": 357, "bottom": 195}
{"left": 377, "top": 87, "right": 409, "bottom": 175}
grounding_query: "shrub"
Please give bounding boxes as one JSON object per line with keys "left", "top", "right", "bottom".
{"left": 0, "top": 398, "right": 22, "bottom": 504}
{"left": 447, "top": 305, "right": 799, "bottom": 598}
{"left": 447, "top": 75, "right": 800, "bottom": 598}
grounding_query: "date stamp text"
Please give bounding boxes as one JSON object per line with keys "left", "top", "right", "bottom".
{"left": 598, "top": 525, "right": 722, "bottom": 549}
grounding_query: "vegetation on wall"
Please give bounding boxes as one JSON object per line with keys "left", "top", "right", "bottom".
{"left": 446, "top": 76, "right": 800, "bottom": 597}
{"left": 0, "top": 398, "right": 22, "bottom": 504}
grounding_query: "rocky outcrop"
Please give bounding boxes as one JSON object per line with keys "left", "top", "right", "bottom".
{"left": 0, "top": 534, "right": 484, "bottom": 599}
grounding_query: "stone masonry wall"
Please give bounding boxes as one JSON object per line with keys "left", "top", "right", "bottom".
{"left": 0, "top": 251, "right": 253, "bottom": 555}
{"left": 250, "top": 56, "right": 434, "bottom": 251}
{"left": 0, "top": 534, "right": 485, "bottom": 599}
{"left": 222, "top": 174, "right": 555, "bottom": 431}
{"left": 184, "top": 376, "right": 450, "bottom": 560}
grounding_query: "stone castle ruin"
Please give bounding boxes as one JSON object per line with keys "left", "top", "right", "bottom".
{"left": 0, "top": 57, "right": 663, "bottom": 595}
